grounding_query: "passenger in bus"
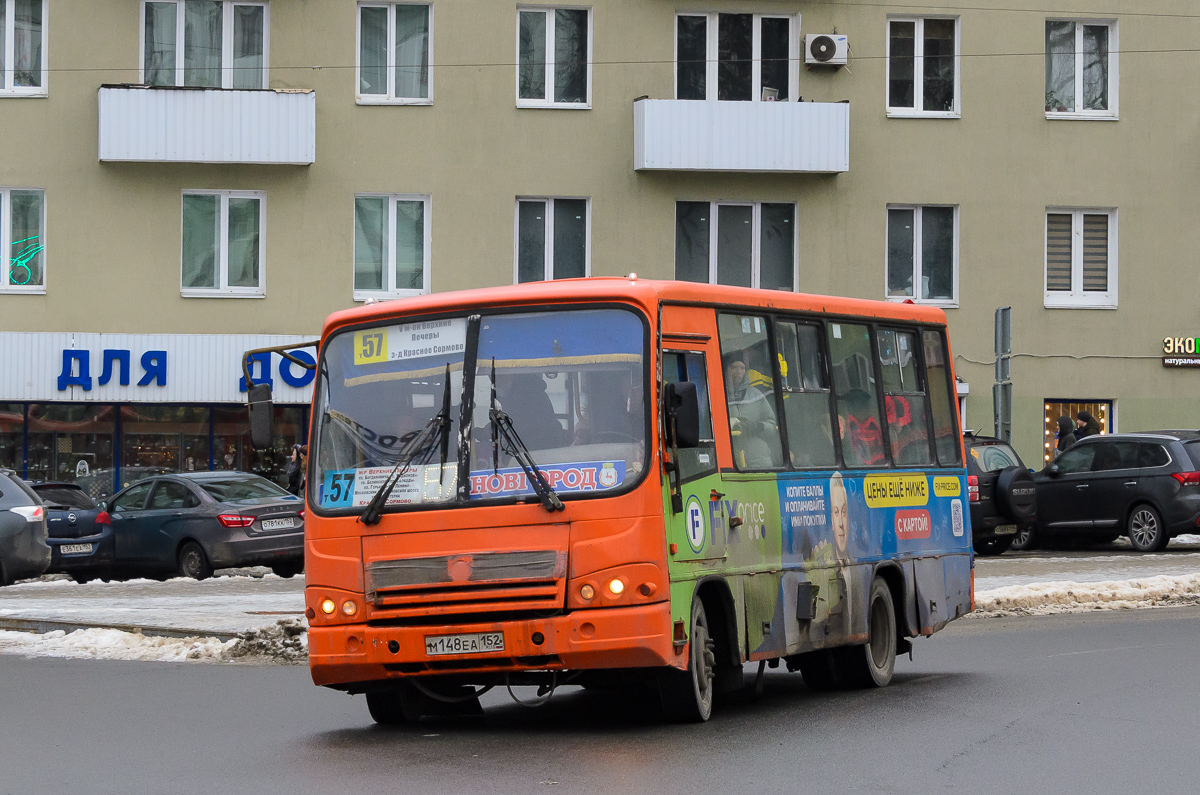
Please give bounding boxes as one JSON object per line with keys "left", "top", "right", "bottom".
{"left": 496, "top": 373, "right": 571, "bottom": 451}
{"left": 723, "top": 351, "right": 780, "bottom": 468}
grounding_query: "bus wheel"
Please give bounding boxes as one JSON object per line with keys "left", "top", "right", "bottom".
{"left": 366, "top": 688, "right": 416, "bottom": 726}
{"left": 794, "top": 650, "right": 843, "bottom": 691}
{"left": 659, "top": 597, "right": 716, "bottom": 722}
{"left": 838, "top": 577, "right": 896, "bottom": 688}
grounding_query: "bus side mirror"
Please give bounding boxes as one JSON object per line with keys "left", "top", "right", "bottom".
{"left": 248, "top": 383, "right": 275, "bottom": 451}
{"left": 665, "top": 381, "right": 701, "bottom": 449}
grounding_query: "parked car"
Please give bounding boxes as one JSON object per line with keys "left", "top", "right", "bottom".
{"left": 1030, "top": 431, "right": 1200, "bottom": 552}
{"left": 0, "top": 469, "right": 51, "bottom": 585}
{"left": 29, "top": 482, "right": 115, "bottom": 582}
{"left": 963, "top": 432, "right": 1037, "bottom": 555}
{"left": 102, "top": 471, "right": 305, "bottom": 580}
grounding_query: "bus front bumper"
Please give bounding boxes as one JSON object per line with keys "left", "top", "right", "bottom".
{"left": 308, "top": 601, "right": 677, "bottom": 688}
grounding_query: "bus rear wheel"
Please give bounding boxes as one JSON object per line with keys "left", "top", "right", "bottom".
{"left": 659, "top": 596, "right": 716, "bottom": 722}
{"left": 837, "top": 577, "right": 897, "bottom": 688}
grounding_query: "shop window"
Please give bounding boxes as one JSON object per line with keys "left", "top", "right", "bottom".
{"left": 1045, "top": 209, "right": 1116, "bottom": 308}
{"left": 662, "top": 350, "right": 717, "bottom": 481}
{"left": 120, "top": 406, "right": 210, "bottom": 487}
{"left": 877, "top": 329, "right": 935, "bottom": 466}
{"left": 27, "top": 405, "right": 117, "bottom": 499}
{"left": 1, "top": 187, "right": 45, "bottom": 293}
{"left": 1045, "top": 20, "right": 1117, "bottom": 118}
{"left": 143, "top": 1, "right": 268, "bottom": 89}
{"left": 358, "top": 3, "right": 432, "bottom": 103}
{"left": 0, "top": 0, "right": 47, "bottom": 96}
{"left": 717, "top": 314, "right": 783, "bottom": 470}
{"left": 675, "top": 201, "right": 795, "bottom": 291}
{"left": 214, "top": 405, "right": 306, "bottom": 488}
{"left": 354, "top": 194, "right": 431, "bottom": 300}
{"left": 923, "top": 329, "right": 962, "bottom": 466}
{"left": 515, "top": 198, "right": 588, "bottom": 283}
{"left": 774, "top": 320, "right": 836, "bottom": 468}
{"left": 828, "top": 323, "right": 885, "bottom": 467}
{"left": 517, "top": 6, "right": 590, "bottom": 107}
{"left": 675, "top": 13, "right": 795, "bottom": 102}
{"left": 181, "top": 191, "right": 265, "bottom": 298}
{"left": 886, "top": 205, "right": 956, "bottom": 305}
{"left": 887, "top": 17, "right": 958, "bottom": 117}
{"left": 1043, "top": 399, "right": 1112, "bottom": 464}
{"left": 0, "top": 403, "right": 22, "bottom": 472}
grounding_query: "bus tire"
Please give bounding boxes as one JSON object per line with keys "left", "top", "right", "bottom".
{"left": 659, "top": 596, "right": 716, "bottom": 722}
{"left": 366, "top": 688, "right": 415, "bottom": 726}
{"left": 838, "top": 577, "right": 896, "bottom": 689}
{"left": 795, "top": 650, "right": 843, "bottom": 691}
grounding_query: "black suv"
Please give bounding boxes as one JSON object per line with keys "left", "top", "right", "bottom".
{"left": 963, "top": 432, "right": 1037, "bottom": 556}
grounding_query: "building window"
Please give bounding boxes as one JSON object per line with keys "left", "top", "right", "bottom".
{"left": 887, "top": 17, "right": 958, "bottom": 117}
{"left": 886, "top": 205, "right": 957, "bottom": 306}
{"left": 1045, "top": 20, "right": 1117, "bottom": 118}
{"left": 675, "top": 13, "right": 796, "bottom": 101}
{"left": 1044, "top": 209, "right": 1116, "bottom": 308}
{"left": 141, "top": 1, "right": 268, "bottom": 89}
{"left": 0, "top": 187, "right": 44, "bottom": 292}
{"left": 675, "top": 201, "right": 795, "bottom": 290}
{"left": 1043, "top": 399, "right": 1112, "bottom": 463}
{"left": 517, "top": 6, "right": 590, "bottom": 108}
{"left": 354, "top": 194, "right": 431, "bottom": 299}
{"left": 181, "top": 191, "right": 265, "bottom": 297}
{"left": 0, "top": 0, "right": 47, "bottom": 96}
{"left": 515, "top": 198, "right": 588, "bottom": 282}
{"left": 358, "top": 3, "right": 432, "bottom": 103}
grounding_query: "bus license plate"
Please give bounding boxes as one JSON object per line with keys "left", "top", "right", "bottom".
{"left": 995, "top": 524, "right": 1017, "bottom": 535}
{"left": 261, "top": 518, "right": 296, "bottom": 531}
{"left": 60, "top": 543, "right": 93, "bottom": 555}
{"left": 425, "top": 632, "right": 505, "bottom": 656}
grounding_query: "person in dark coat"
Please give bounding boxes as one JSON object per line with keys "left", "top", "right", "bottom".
{"left": 1056, "top": 415, "right": 1076, "bottom": 456}
{"left": 286, "top": 444, "right": 303, "bottom": 495}
{"left": 1075, "top": 410, "right": 1101, "bottom": 439}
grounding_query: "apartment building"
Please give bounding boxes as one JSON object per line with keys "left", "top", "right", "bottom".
{"left": 0, "top": 0, "right": 1194, "bottom": 494}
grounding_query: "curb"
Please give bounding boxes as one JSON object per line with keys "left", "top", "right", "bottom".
{"left": 0, "top": 617, "right": 240, "bottom": 642}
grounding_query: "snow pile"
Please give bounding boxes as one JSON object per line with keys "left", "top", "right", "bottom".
{"left": 0, "top": 619, "right": 308, "bottom": 664}
{"left": 974, "top": 573, "right": 1200, "bottom": 617}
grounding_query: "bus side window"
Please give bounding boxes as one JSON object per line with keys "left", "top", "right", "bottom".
{"left": 775, "top": 321, "right": 837, "bottom": 468}
{"left": 663, "top": 351, "right": 717, "bottom": 480}
{"left": 717, "top": 315, "right": 784, "bottom": 470}
{"left": 877, "top": 329, "right": 935, "bottom": 466}
{"left": 923, "top": 328, "right": 963, "bottom": 466}
{"left": 827, "top": 322, "right": 886, "bottom": 468}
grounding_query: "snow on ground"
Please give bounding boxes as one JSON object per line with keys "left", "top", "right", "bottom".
{"left": 974, "top": 536, "right": 1200, "bottom": 590}
{"left": 973, "top": 573, "right": 1200, "bottom": 617}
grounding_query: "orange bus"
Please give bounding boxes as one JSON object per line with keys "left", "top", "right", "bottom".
{"left": 246, "top": 278, "right": 972, "bottom": 723}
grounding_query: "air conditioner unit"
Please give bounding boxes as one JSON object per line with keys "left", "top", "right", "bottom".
{"left": 805, "top": 34, "right": 848, "bottom": 66}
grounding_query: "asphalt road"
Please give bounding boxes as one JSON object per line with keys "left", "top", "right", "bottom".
{"left": 5, "top": 607, "right": 1200, "bottom": 795}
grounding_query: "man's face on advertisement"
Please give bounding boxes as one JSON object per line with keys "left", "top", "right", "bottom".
{"left": 831, "top": 477, "right": 849, "bottom": 557}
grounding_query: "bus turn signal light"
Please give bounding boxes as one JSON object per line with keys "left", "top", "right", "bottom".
{"left": 341, "top": 600, "right": 357, "bottom": 617}
{"left": 579, "top": 584, "right": 595, "bottom": 601}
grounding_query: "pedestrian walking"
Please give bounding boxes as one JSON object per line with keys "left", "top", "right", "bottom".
{"left": 1075, "top": 410, "right": 1101, "bottom": 439}
{"left": 1055, "top": 415, "right": 1076, "bottom": 457}
{"left": 286, "top": 444, "right": 303, "bottom": 495}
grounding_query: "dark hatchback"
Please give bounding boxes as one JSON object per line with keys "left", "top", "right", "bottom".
{"left": 963, "top": 432, "right": 1037, "bottom": 556}
{"left": 1031, "top": 431, "right": 1200, "bottom": 552}
{"left": 31, "top": 482, "right": 115, "bottom": 582}
{"left": 0, "top": 470, "right": 51, "bottom": 585}
{"left": 104, "top": 471, "right": 305, "bottom": 580}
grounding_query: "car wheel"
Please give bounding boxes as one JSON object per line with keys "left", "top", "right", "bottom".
{"left": 0, "top": 560, "right": 8, "bottom": 588}
{"left": 835, "top": 577, "right": 897, "bottom": 689}
{"left": 1010, "top": 525, "right": 1037, "bottom": 551}
{"left": 1127, "top": 505, "right": 1168, "bottom": 552}
{"left": 973, "top": 537, "right": 1014, "bottom": 556}
{"left": 177, "top": 541, "right": 213, "bottom": 580}
{"left": 271, "top": 563, "right": 303, "bottom": 579}
{"left": 659, "top": 596, "right": 716, "bottom": 722}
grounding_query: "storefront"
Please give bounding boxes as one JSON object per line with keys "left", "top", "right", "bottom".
{"left": 0, "top": 333, "right": 316, "bottom": 499}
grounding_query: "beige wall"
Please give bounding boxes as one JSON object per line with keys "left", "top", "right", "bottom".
{"left": 1, "top": 0, "right": 1197, "bottom": 463}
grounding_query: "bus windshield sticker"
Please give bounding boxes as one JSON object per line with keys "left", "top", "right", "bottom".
{"left": 353, "top": 318, "right": 467, "bottom": 367}
{"left": 468, "top": 461, "right": 626, "bottom": 499}
{"left": 319, "top": 464, "right": 458, "bottom": 508}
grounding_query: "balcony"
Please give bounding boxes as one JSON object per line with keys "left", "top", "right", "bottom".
{"left": 98, "top": 86, "right": 316, "bottom": 165}
{"left": 633, "top": 98, "right": 849, "bottom": 173}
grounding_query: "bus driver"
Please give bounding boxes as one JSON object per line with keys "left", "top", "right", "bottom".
{"left": 723, "top": 350, "right": 779, "bottom": 469}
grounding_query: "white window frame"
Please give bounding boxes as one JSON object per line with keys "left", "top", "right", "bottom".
{"left": 0, "top": 186, "right": 46, "bottom": 294}
{"left": 885, "top": 16, "right": 960, "bottom": 118}
{"left": 355, "top": 2, "right": 434, "bottom": 105}
{"left": 676, "top": 201, "right": 799, "bottom": 290}
{"left": 352, "top": 193, "right": 432, "bottom": 301}
{"left": 515, "top": 5, "right": 592, "bottom": 109}
{"left": 513, "top": 196, "right": 591, "bottom": 282}
{"left": 1043, "top": 207, "right": 1117, "bottom": 309}
{"left": 884, "top": 204, "right": 959, "bottom": 308}
{"left": 672, "top": 12, "right": 801, "bottom": 102}
{"left": 180, "top": 189, "right": 266, "bottom": 299}
{"left": 1045, "top": 19, "right": 1118, "bottom": 121}
{"left": 0, "top": 0, "right": 48, "bottom": 97}
{"left": 138, "top": 0, "right": 270, "bottom": 89}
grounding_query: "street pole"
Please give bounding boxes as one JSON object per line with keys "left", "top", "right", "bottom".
{"left": 994, "top": 306, "right": 1012, "bottom": 442}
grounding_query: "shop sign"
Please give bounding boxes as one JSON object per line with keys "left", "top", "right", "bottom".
{"left": 56, "top": 348, "right": 316, "bottom": 392}
{"left": 1162, "top": 337, "right": 1200, "bottom": 367}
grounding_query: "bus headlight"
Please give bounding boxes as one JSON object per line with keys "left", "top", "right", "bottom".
{"left": 341, "top": 600, "right": 358, "bottom": 617}
{"left": 320, "top": 598, "right": 337, "bottom": 615}
{"left": 607, "top": 578, "right": 625, "bottom": 596}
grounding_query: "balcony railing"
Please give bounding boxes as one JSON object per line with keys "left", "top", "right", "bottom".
{"left": 98, "top": 85, "right": 316, "bottom": 165}
{"left": 634, "top": 98, "right": 849, "bottom": 173}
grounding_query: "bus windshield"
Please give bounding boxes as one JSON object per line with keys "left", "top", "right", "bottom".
{"left": 313, "top": 307, "right": 647, "bottom": 512}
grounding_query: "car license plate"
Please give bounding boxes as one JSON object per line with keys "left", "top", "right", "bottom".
{"left": 995, "top": 524, "right": 1018, "bottom": 535}
{"left": 260, "top": 517, "right": 296, "bottom": 531}
{"left": 60, "top": 543, "right": 93, "bottom": 555}
{"left": 425, "top": 632, "right": 505, "bottom": 656}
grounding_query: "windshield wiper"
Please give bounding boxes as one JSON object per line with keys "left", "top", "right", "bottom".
{"left": 488, "top": 357, "right": 564, "bottom": 513}
{"left": 359, "top": 364, "right": 454, "bottom": 526}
